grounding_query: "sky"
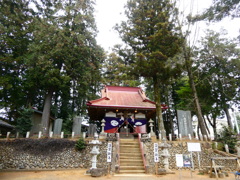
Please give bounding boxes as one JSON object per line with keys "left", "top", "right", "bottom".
{"left": 94, "top": 0, "right": 239, "bottom": 52}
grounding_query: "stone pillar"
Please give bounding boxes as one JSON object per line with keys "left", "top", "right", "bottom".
{"left": 88, "top": 124, "right": 97, "bottom": 138}
{"left": 72, "top": 116, "right": 83, "bottom": 137}
{"left": 53, "top": 118, "right": 63, "bottom": 137}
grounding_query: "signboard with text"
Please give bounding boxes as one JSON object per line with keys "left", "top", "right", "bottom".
{"left": 177, "top": 110, "right": 193, "bottom": 137}
{"left": 176, "top": 154, "right": 183, "bottom": 167}
{"left": 107, "top": 143, "right": 112, "bottom": 162}
{"left": 187, "top": 143, "right": 201, "bottom": 152}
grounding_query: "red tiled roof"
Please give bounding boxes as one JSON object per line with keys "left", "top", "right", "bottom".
{"left": 87, "top": 86, "right": 156, "bottom": 109}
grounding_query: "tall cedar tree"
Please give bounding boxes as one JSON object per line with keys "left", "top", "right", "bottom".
{"left": 0, "top": 0, "right": 35, "bottom": 120}
{"left": 27, "top": 0, "right": 103, "bottom": 135}
{"left": 116, "top": 0, "right": 183, "bottom": 137}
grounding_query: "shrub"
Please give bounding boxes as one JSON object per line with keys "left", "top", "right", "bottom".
{"left": 218, "top": 126, "right": 237, "bottom": 153}
{"left": 75, "top": 138, "right": 86, "bottom": 151}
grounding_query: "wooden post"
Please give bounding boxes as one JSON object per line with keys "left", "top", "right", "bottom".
{"left": 26, "top": 131, "right": 30, "bottom": 138}
{"left": 169, "top": 134, "right": 172, "bottom": 141}
{"left": 155, "top": 162, "right": 158, "bottom": 175}
{"left": 225, "top": 144, "right": 229, "bottom": 153}
{"left": 212, "top": 160, "right": 218, "bottom": 180}
{"left": 38, "top": 131, "right": 42, "bottom": 139}
{"left": 215, "top": 142, "right": 218, "bottom": 149}
{"left": 179, "top": 134, "right": 182, "bottom": 141}
{"left": 159, "top": 133, "right": 162, "bottom": 141}
{"left": 188, "top": 134, "right": 192, "bottom": 140}
{"left": 82, "top": 132, "right": 86, "bottom": 139}
{"left": 16, "top": 132, "right": 19, "bottom": 139}
{"left": 199, "top": 134, "right": 203, "bottom": 141}
{"left": 72, "top": 132, "right": 75, "bottom": 138}
{"left": 6, "top": 132, "right": 10, "bottom": 139}
{"left": 60, "top": 131, "right": 64, "bottom": 138}
{"left": 49, "top": 131, "right": 53, "bottom": 138}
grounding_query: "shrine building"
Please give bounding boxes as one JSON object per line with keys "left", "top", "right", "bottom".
{"left": 87, "top": 86, "right": 167, "bottom": 135}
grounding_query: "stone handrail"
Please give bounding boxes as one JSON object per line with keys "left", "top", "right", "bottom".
{"left": 138, "top": 133, "right": 148, "bottom": 173}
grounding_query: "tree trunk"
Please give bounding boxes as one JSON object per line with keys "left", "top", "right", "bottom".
{"left": 184, "top": 49, "right": 208, "bottom": 138}
{"left": 224, "top": 106, "right": 234, "bottom": 129}
{"left": 153, "top": 77, "right": 166, "bottom": 138}
{"left": 203, "top": 116, "right": 210, "bottom": 134}
{"left": 212, "top": 117, "right": 217, "bottom": 140}
{"left": 41, "top": 89, "right": 54, "bottom": 136}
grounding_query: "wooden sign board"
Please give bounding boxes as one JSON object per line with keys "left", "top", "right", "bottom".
{"left": 187, "top": 143, "right": 201, "bottom": 152}
{"left": 176, "top": 154, "right": 183, "bottom": 167}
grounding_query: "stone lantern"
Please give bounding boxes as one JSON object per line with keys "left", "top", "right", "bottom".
{"left": 101, "top": 119, "right": 106, "bottom": 133}
{"left": 99, "top": 119, "right": 107, "bottom": 139}
{"left": 159, "top": 138, "right": 174, "bottom": 174}
{"left": 149, "top": 119, "right": 155, "bottom": 137}
{"left": 89, "top": 133, "right": 102, "bottom": 169}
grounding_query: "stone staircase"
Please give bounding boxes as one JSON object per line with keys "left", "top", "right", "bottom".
{"left": 119, "top": 138, "right": 145, "bottom": 174}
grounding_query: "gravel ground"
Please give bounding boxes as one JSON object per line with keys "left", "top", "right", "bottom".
{"left": 0, "top": 169, "right": 238, "bottom": 180}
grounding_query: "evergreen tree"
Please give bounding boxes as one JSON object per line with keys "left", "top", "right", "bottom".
{"left": 115, "top": 0, "right": 183, "bottom": 137}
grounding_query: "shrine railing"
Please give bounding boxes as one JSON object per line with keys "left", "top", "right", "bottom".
{"left": 138, "top": 133, "right": 149, "bottom": 173}
{"left": 115, "top": 133, "right": 120, "bottom": 173}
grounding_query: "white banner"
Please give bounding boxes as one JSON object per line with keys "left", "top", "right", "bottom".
{"left": 107, "top": 142, "right": 112, "bottom": 162}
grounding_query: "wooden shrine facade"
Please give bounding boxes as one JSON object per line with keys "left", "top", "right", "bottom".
{"left": 87, "top": 86, "right": 167, "bottom": 134}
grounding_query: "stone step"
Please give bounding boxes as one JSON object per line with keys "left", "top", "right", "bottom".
{"left": 120, "top": 159, "right": 143, "bottom": 162}
{"left": 120, "top": 139, "right": 138, "bottom": 142}
{"left": 120, "top": 161, "right": 144, "bottom": 166}
{"left": 120, "top": 166, "right": 145, "bottom": 170}
{"left": 120, "top": 143, "right": 139, "bottom": 146}
{"left": 120, "top": 144, "right": 139, "bottom": 147}
{"left": 118, "top": 170, "right": 146, "bottom": 174}
{"left": 119, "top": 138, "right": 145, "bottom": 174}
{"left": 120, "top": 148, "right": 140, "bottom": 152}
{"left": 120, "top": 153, "right": 142, "bottom": 157}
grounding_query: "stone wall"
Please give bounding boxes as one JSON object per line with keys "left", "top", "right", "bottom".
{"left": 0, "top": 139, "right": 114, "bottom": 170}
{"left": 144, "top": 140, "right": 238, "bottom": 174}
{"left": 0, "top": 138, "right": 238, "bottom": 173}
